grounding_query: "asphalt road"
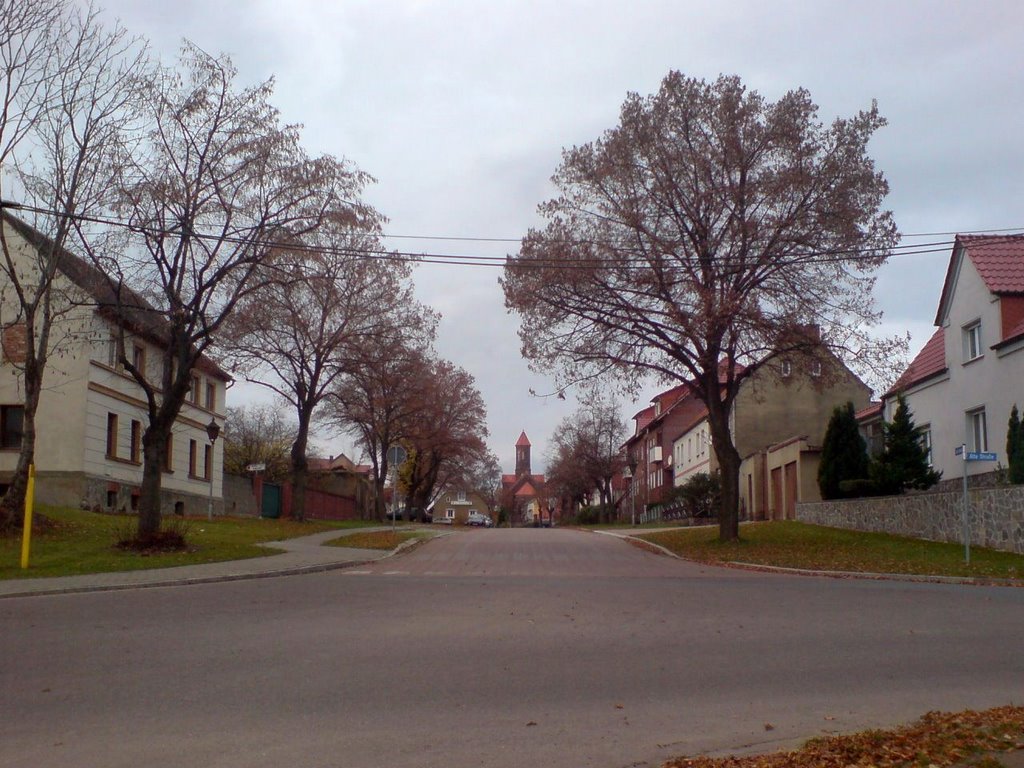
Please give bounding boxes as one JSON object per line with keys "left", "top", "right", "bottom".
{"left": 2, "top": 528, "right": 1023, "bottom": 768}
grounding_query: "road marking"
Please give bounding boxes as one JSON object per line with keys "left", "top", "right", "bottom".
{"left": 382, "top": 571, "right": 408, "bottom": 576}
{"left": 344, "top": 570, "right": 373, "bottom": 575}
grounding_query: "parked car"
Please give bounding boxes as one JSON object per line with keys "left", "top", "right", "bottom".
{"left": 466, "top": 512, "right": 493, "bottom": 527}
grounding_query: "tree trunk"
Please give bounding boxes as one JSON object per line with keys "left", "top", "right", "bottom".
{"left": 705, "top": 384, "right": 741, "bottom": 542}
{"left": 290, "top": 416, "right": 310, "bottom": 522}
{"left": 0, "top": 320, "right": 43, "bottom": 529}
{"left": 0, "top": 365, "right": 41, "bottom": 529}
{"left": 138, "top": 425, "right": 170, "bottom": 540}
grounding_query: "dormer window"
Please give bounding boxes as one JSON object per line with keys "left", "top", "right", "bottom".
{"left": 963, "top": 321, "right": 982, "bottom": 362}
{"left": 810, "top": 360, "right": 822, "bottom": 377}
{"left": 780, "top": 360, "right": 792, "bottom": 378}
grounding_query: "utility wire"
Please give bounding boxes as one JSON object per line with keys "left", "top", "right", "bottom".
{"left": 3, "top": 198, "right": 1023, "bottom": 271}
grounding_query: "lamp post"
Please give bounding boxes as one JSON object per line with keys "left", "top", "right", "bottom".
{"left": 206, "top": 417, "right": 220, "bottom": 521}
{"left": 628, "top": 454, "right": 638, "bottom": 527}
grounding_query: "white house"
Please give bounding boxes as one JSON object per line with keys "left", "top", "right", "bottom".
{"left": 0, "top": 213, "right": 229, "bottom": 514}
{"left": 887, "top": 234, "right": 1024, "bottom": 479}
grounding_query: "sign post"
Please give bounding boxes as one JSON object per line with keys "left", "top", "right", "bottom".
{"left": 959, "top": 447, "right": 998, "bottom": 564}
{"left": 386, "top": 445, "right": 408, "bottom": 530}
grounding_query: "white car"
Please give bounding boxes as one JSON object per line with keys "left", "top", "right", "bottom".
{"left": 466, "top": 512, "right": 493, "bottom": 527}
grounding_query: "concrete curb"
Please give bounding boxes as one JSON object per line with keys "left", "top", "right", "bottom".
{"left": 590, "top": 529, "right": 1024, "bottom": 588}
{"left": 0, "top": 529, "right": 444, "bottom": 600}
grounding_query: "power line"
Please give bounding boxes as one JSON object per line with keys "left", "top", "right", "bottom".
{"left": 4, "top": 198, "right": 1022, "bottom": 271}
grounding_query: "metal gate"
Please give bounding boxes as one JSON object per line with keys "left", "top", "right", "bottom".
{"left": 261, "top": 483, "right": 283, "bottom": 519}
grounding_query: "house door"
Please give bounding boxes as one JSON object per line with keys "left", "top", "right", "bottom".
{"left": 770, "top": 467, "right": 782, "bottom": 521}
{"left": 784, "top": 462, "right": 798, "bottom": 520}
{"left": 261, "top": 483, "right": 283, "bottom": 519}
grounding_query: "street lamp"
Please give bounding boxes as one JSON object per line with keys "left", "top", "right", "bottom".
{"left": 628, "top": 454, "right": 638, "bottom": 527}
{"left": 206, "top": 417, "right": 220, "bottom": 521}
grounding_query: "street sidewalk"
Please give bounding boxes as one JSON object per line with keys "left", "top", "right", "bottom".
{"left": 0, "top": 528, "right": 403, "bottom": 599}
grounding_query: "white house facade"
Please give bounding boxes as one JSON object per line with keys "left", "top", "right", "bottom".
{"left": 0, "top": 213, "right": 229, "bottom": 514}
{"left": 888, "top": 234, "right": 1024, "bottom": 480}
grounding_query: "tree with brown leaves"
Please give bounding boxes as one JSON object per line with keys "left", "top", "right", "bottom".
{"left": 223, "top": 215, "right": 415, "bottom": 521}
{"left": 503, "top": 72, "right": 900, "bottom": 541}
{"left": 81, "top": 44, "right": 364, "bottom": 541}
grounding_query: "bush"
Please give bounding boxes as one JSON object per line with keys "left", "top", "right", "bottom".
{"left": 870, "top": 395, "right": 941, "bottom": 494}
{"left": 837, "top": 478, "right": 880, "bottom": 497}
{"left": 665, "top": 472, "right": 720, "bottom": 518}
{"left": 818, "top": 402, "right": 870, "bottom": 500}
{"left": 1008, "top": 405, "right": 1024, "bottom": 484}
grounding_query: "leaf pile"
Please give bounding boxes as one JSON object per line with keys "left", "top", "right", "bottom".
{"left": 665, "top": 706, "right": 1024, "bottom": 768}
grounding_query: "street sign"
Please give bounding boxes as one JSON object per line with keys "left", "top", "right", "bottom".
{"left": 966, "top": 451, "right": 997, "bottom": 462}
{"left": 387, "top": 445, "right": 407, "bottom": 465}
{"left": 954, "top": 445, "right": 963, "bottom": 457}
{"left": 246, "top": 463, "right": 266, "bottom": 472}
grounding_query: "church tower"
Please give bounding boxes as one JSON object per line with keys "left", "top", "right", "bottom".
{"left": 515, "top": 431, "right": 532, "bottom": 477}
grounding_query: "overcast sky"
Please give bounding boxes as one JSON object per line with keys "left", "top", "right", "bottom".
{"left": 95, "top": 0, "right": 1024, "bottom": 473}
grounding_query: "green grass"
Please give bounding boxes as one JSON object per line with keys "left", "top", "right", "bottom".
{"left": 637, "top": 521, "right": 1024, "bottom": 580}
{"left": 0, "top": 506, "right": 377, "bottom": 580}
{"left": 324, "top": 529, "right": 432, "bottom": 550}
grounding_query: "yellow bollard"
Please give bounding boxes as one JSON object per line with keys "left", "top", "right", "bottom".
{"left": 20, "top": 464, "right": 35, "bottom": 569}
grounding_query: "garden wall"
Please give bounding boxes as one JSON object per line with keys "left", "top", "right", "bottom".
{"left": 796, "top": 485, "right": 1024, "bottom": 555}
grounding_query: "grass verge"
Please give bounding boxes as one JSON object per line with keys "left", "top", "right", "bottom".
{"left": 637, "top": 521, "right": 1024, "bottom": 581}
{"left": 324, "top": 529, "right": 431, "bottom": 550}
{"left": 664, "top": 705, "right": 1024, "bottom": 767}
{"left": 0, "top": 506, "right": 377, "bottom": 580}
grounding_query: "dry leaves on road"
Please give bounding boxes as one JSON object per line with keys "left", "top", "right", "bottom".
{"left": 664, "top": 706, "right": 1024, "bottom": 768}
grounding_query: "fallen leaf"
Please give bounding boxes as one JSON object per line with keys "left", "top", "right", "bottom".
{"left": 764, "top": 723, "right": 774, "bottom": 731}
{"left": 526, "top": 721, "right": 537, "bottom": 727}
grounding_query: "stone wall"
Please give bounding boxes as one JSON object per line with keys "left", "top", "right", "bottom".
{"left": 797, "top": 485, "right": 1024, "bottom": 555}
{"left": 223, "top": 473, "right": 259, "bottom": 517}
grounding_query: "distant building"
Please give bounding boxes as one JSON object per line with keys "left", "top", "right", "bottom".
{"left": 500, "top": 431, "right": 549, "bottom": 524}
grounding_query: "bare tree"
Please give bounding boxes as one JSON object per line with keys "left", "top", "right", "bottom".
{"left": 82, "top": 44, "right": 359, "bottom": 541}
{"left": 0, "top": 0, "right": 147, "bottom": 526}
{"left": 329, "top": 323, "right": 437, "bottom": 520}
{"left": 503, "top": 72, "right": 901, "bottom": 541}
{"left": 222, "top": 403, "right": 296, "bottom": 483}
{"left": 399, "top": 357, "right": 492, "bottom": 517}
{"left": 547, "top": 396, "right": 627, "bottom": 520}
{"left": 223, "top": 208, "right": 411, "bottom": 520}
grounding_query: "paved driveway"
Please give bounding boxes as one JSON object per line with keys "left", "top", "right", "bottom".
{"left": 2, "top": 528, "right": 1022, "bottom": 768}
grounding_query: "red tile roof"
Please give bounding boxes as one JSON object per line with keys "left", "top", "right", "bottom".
{"left": 887, "top": 328, "right": 946, "bottom": 395}
{"left": 935, "top": 234, "right": 1024, "bottom": 325}
{"left": 515, "top": 431, "right": 531, "bottom": 447}
{"left": 633, "top": 405, "right": 655, "bottom": 433}
{"left": 855, "top": 401, "right": 883, "bottom": 422}
{"left": 959, "top": 234, "right": 1024, "bottom": 294}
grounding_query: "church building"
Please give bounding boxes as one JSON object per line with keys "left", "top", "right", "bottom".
{"left": 500, "top": 431, "right": 549, "bottom": 525}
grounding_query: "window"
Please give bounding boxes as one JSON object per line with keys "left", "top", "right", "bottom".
{"left": 1, "top": 405, "right": 24, "bottom": 448}
{"left": 188, "top": 439, "right": 198, "bottom": 477}
{"left": 920, "top": 425, "right": 933, "bottom": 466}
{"left": 205, "top": 382, "right": 216, "bottom": 411}
{"left": 963, "top": 321, "right": 983, "bottom": 361}
{"left": 456, "top": 489, "right": 467, "bottom": 502}
{"left": 204, "top": 444, "right": 212, "bottom": 481}
{"left": 445, "top": 508, "right": 455, "bottom": 520}
{"left": 130, "top": 420, "right": 142, "bottom": 464}
{"left": 132, "top": 344, "right": 145, "bottom": 373}
{"left": 780, "top": 360, "right": 792, "bottom": 378}
{"left": 106, "top": 413, "right": 118, "bottom": 458}
{"left": 968, "top": 409, "right": 988, "bottom": 452}
{"left": 163, "top": 432, "right": 174, "bottom": 472}
{"left": 810, "top": 360, "right": 822, "bottom": 377}
{"left": 191, "top": 375, "right": 201, "bottom": 404}
{"left": 106, "top": 332, "right": 117, "bottom": 367}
